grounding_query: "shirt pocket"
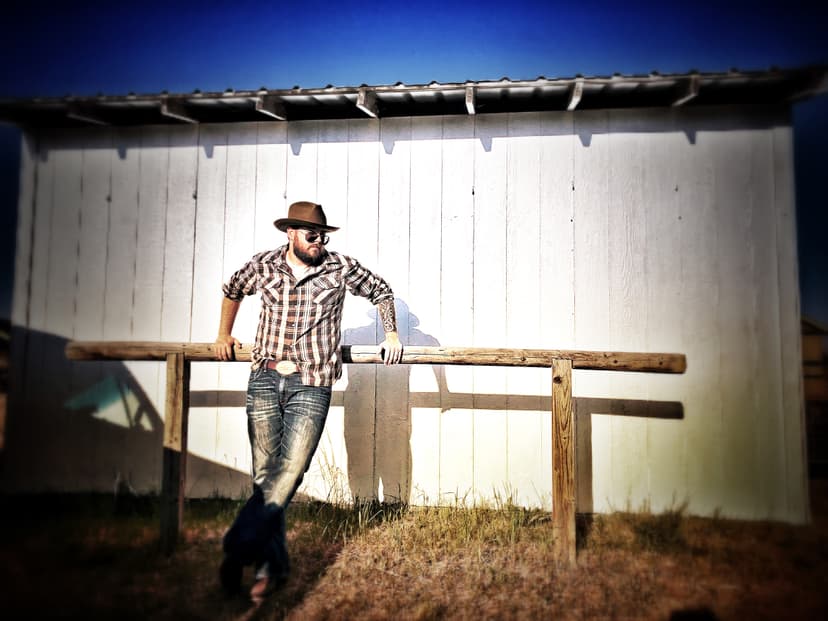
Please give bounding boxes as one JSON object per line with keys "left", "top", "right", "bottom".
{"left": 260, "top": 274, "right": 287, "bottom": 307}
{"left": 311, "top": 274, "right": 343, "bottom": 305}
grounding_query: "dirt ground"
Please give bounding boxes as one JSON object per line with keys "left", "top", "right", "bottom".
{"left": 0, "top": 480, "right": 826, "bottom": 620}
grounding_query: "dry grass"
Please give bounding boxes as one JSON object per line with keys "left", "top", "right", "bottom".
{"left": 1, "top": 483, "right": 827, "bottom": 620}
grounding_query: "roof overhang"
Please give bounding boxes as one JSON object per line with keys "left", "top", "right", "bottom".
{"left": 1, "top": 66, "right": 825, "bottom": 129}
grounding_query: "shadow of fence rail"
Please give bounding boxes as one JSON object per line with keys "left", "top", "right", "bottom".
{"left": 65, "top": 341, "right": 686, "bottom": 566}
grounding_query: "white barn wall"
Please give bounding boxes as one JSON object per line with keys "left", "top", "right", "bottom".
{"left": 572, "top": 110, "right": 613, "bottom": 512}
{"left": 407, "top": 116, "right": 443, "bottom": 504}
{"left": 4, "top": 107, "right": 808, "bottom": 522}
{"left": 439, "top": 115, "right": 475, "bottom": 506}
{"left": 375, "top": 116, "right": 412, "bottom": 504}
{"left": 773, "top": 125, "right": 809, "bottom": 522}
{"left": 471, "top": 114, "right": 509, "bottom": 505}
{"left": 642, "top": 116, "right": 686, "bottom": 513}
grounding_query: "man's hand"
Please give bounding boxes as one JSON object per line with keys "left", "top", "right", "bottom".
{"left": 215, "top": 334, "right": 241, "bottom": 361}
{"left": 379, "top": 332, "right": 403, "bottom": 365}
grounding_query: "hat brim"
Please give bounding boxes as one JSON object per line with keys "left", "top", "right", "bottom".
{"left": 273, "top": 218, "right": 339, "bottom": 232}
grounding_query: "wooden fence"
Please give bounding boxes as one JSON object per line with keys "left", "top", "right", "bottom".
{"left": 65, "top": 341, "right": 686, "bottom": 565}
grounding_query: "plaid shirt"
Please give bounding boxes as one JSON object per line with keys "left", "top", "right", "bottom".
{"left": 222, "top": 245, "right": 394, "bottom": 386}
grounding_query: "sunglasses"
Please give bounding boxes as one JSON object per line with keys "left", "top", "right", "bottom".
{"left": 298, "top": 228, "right": 330, "bottom": 245}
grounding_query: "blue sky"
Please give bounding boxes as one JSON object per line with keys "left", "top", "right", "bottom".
{"left": 2, "top": 1, "right": 826, "bottom": 95}
{"left": 1, "top": 0, "right": 827, "bottom": 321}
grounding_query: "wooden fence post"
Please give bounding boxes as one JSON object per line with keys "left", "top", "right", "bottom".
{"left": 160, "top": 352, "right": 190, "bottom": 555}
{"left": 64, "top": 341, "right": 684, "bottom": 555}
{"left": 551, "top": 357, "right": 576, "bottom": 566}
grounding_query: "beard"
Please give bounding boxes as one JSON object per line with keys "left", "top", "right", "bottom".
{"left": 294, "top": 244, "right": 327, "bottom": 267}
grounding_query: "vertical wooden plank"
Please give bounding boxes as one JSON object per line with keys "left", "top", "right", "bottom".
{"left": 160, "top": 125, "right": 199, "bottom": 344}
{"left": 12, "top": 132, "right": 56, "bottom": 492}
{"left": 316, "top": 119, "right": 349, "bottom": 232}
{"left": 69, "top": 130, "right": 112, "bottom": 491}
{"left": 157, "top": 123, "right": 199, "bottom": 497}
{"left": 160, "top": 352, "right": 190, "bottom": 554}
{"left": 103, "top": 128, "right": 141, "bottom": 341}
{"left": 213, "top": 123, "right": 258, "bottom": 498}
{"left": 407, "top": 115, "right": 443, "bottom": 504}
{"left": 132, "top": 127, "right": 170, "bottom": 436}
{"left": 539, "top": 111, "right": 576, "bottom": 511}
{"left": 282, "top": 119, "right": 322, "bottom": 508}
{"left": 679, "top": 110, "right": 724, "bottom": 517}
{"left": 46, "top": 132, "right": 83, "bottom": 340}
{"left": 188, "top": 123, "right": 228, "bottom": 495}
{"left": 374, "top": 116, "right": 413, "bottom": 503}
{"left": 643, "top": 111, "right": 688, "bottom": 512}
{"left": 132, "top": 128, "right": 169, "bottom": 343}
{"left": 506, "top": 112, "right": 544, "bottom": 508}
{"left": 240, "top": 122, "right": 288, "bottom": 484}
{"left": 438, "top": 115, "right": 475, "bottom": 505}
{"left": 607, "top": 110, "right": 649, "bottom": 512}
{"left": 254, "top": 122, "right": 288, "bottom": 254}
{"left": 340, "top": 118, "right": 381, "bottom": 501}
{"left": 773, "top": 124, "right": 809, "bottom": 523}
{"left": 551, "top": 358, "right": 575, "bottom": 566}
{"left": 744, "top": 126, "right": 786, "bottom": 519}
{"left": 8, "top": 132, "right": 37, "bottom": 458}
{"left": 101, "top": 128, "right": 142, "bottom": 490}
{"left": 43, "top": 131, "right": 84, "bottom": 490}
{"left": 75, "top": 131, "right": 113, "bottom": 345}
{"left": 572, "top": 110, "right": 612, "bottom": 513}
{"left": 713, "top": 125, "right": 757, "bottom": 518}
{"left": 285, "top": 120, "right": 319, "bottom": 206}
{"left": 26, "top": 135, "right": 57, "bottom": 339}
{"left": 304, "top": 119, "right": 350, "bottom": 501}
{"left": 220, "top": 125, "right": 258, "bottom": 365}
{"left": 472, "top": 114, "right": 509, "bottom": 505}
{"left": 10, "top": 132, "right": 36, "bottom": 329}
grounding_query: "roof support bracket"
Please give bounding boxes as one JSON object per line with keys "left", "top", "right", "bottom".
{"left": 161, "top": 98, "right": 198, "bottom": 124}
{"left": 66, "top": 103, "right": 108, "bottom": 126}
{"left": 672, "top": 75, "right": 700, "bottom": 106}
{"left": 788, "top": 72, "right": 828, "bottom": 102}
{"left": 255, "top": 95, "right": 287, "bottom": 120}
{"left": 356, "top": 88, "right": 378, "bottom": 118}
{"left": 465, "top": 86, "right": 476, "bottom": 115}
{"left": 567, "top": 79, "right": 584, "bottom": 111}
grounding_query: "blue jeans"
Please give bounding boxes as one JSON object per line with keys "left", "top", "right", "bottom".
{"left": 222, "top": 367, "right": 331, "bottom": 578}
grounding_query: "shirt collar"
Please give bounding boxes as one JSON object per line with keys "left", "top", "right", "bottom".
{"left": 273, "top": 244, "right": 338, "bottom": 276}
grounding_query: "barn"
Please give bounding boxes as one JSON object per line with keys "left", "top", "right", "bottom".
{"left": 1, "top": 67, "right": 825, "bottom": 523}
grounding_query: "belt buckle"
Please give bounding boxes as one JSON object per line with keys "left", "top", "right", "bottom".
{"left": 275, "top": 360, "right": 298, "bottom": 375}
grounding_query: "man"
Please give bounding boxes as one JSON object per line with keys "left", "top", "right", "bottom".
{"left": 214, "top": 201, "right": 403, "bottom": 602}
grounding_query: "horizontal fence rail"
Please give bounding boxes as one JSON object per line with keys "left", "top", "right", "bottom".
{"left": 66, "top": 342, "right": 686, "bottom": 373}
{"left": 65, "top": 340, "right": 687, "bottom": 565}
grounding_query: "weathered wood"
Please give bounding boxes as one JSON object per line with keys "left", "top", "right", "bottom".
{"left": 551, "top": 358, "right": 576, "bottom": 566}
{"left": 65, "top": 342, "right": 687, "bottom": 373}
{"left": 160, "top": 352, "right": 190, "bottom": 555}
{"left": 66, "top": 341, "right": 255, "bottom": 361}
{"left": 66, "top": 339, "right": 686, "bottom": 560}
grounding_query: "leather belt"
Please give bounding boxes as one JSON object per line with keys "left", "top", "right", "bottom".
{"left": 265, "top": 360, "right": 298, "bottom": 375}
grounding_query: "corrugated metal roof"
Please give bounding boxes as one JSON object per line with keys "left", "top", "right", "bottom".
{"left": 1, "top": 66, "right": 826, "bottom": 128}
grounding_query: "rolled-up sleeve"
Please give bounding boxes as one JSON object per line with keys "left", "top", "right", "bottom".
{"left": 222, "top": 259, "right": 259, "bottom": 301}
{"left": 343, "top": 258, "right": 394, "bottom": 306}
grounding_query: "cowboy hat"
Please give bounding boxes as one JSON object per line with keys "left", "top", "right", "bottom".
{"left": 273, "top": 201, "right": 339, "bottom": 232}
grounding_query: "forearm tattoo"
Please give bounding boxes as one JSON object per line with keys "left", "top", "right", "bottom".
{"left": 377, "top": 298, "right": 397, "bottom": 333}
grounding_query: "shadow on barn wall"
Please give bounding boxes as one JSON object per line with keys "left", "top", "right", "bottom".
{"left": 342, "top": 299, "right": 448, "bottom": 504}
{"left": 0, "top": 325, "right": 683, "bottom": 510}
{"left": 0, "top": 327, "right": 249, "bottom": 498}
